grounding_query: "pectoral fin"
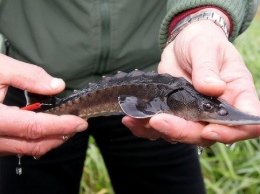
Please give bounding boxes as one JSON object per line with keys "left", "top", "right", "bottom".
{"left": 118, "top": 95, "right": 169, "bottom": 118}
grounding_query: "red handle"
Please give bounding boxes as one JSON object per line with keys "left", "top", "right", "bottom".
{"left": 20, "top": 102, "right": 41, "bottom": 111}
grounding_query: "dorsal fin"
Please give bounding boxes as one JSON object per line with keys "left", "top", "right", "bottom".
{"left": 128, "top": 69, "right": 143, "bottom": 77}
{"left": 114, "top": 71, "right": 127, "bottom": 79}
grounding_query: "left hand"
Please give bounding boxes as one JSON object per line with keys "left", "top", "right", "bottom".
{"left": 0, "top": 54, "right": 87, "bottom": 156}
{"left": 122, "top": 11, "right": 260, "bottom": 146}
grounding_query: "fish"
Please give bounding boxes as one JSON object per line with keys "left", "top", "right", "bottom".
{"left": 23, "top": 70, "right": 260, "bottom": 126}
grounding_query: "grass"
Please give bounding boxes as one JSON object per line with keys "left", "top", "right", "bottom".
{"left": 80, "top": 13, "right": 260, "bottom": 194}
{"left": 80, "top": 136, "right": 114, "bottom": 194}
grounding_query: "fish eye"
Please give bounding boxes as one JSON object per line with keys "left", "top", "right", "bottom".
{"left": 203, "top": 102, "right": 214, "bottom": 112}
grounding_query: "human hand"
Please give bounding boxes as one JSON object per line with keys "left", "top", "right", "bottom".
{"left": 0, "top": 54, "right": 87, "bottom": 156}
{"left": 123, "top": 9, "right": 260, "bottom": 146}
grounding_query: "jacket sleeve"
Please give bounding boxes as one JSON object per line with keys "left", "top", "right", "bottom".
{"left": 159, "top": 0, "right": 259, "bottom": 49}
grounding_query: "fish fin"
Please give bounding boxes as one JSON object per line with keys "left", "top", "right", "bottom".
{"left": 118, "top": 95, "right": 168, "bottom": 118}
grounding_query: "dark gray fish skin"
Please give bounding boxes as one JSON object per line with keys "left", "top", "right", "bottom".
{"left": 30, "top": 70, "right": 260, "bottom": 126}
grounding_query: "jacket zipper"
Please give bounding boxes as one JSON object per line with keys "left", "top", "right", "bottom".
{"left": 97, "top": 0, "right": 110, "bottom": 74}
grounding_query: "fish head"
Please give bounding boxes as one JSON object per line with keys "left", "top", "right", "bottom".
{"left": 166, "top": 89, "right": 260, "bottom": 126}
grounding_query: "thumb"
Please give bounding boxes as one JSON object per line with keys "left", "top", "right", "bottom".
{"left": 0, "top": 54, "right": 65, "bottom": 95}
{"left": 189, "top": 45, "right": 226, "bottom": 96}
{"left": 178, "top": 21, "right": 228, "bottom": 97}
{"left": 192, "top": 64, "right": 226, "bottom": 96}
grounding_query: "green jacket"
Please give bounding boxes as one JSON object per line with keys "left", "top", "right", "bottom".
{"left": 0, "top": 0, "right": 258, "bottom": 96}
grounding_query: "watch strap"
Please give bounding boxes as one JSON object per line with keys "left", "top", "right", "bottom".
{"left": 166, "top": 11, "right": 229, "bottom": 46}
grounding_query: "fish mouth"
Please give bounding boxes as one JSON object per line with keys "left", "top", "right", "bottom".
{"left": 201, "top": 102, "right": 260, "bottom": 126}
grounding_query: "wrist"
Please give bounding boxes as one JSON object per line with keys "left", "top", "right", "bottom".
{"left": 167, "top": 8, "right": 232, "bottom": 46}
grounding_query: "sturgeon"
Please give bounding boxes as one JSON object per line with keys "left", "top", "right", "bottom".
{"left": 25, "top": 70, "right": 260, "bottom": 126}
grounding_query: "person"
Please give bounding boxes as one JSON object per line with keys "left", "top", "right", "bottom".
{"left": 0, "top": 1, "right": 259, "bottom": 194}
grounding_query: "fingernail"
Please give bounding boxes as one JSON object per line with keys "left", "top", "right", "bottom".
{"left": 204, "top": 131, "right": 220, "bottom": 140}
{"left": 33, "top": 155, "right": 41, "bottom": 160}
{"left": 76, "top": 123, "right": 87, "bottom": 132}
{"left": 161, "top": 120, "right": 170, "bottom": 130}
{"left": 204, "top": 77, "right": 223, "bottom": 83}
{"left": 51, "top": 78, "right": 64, "bottom": 89}
{"left": 155, "top": 120, "right": 170, "bottom": 134}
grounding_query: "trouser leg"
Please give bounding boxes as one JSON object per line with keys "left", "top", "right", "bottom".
{"left": 90, "top": 116, "right": 206, "bottom": 194}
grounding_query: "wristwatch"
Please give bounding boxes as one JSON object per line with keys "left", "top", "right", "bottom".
{"left": 166, "top": 11, "right": 230, "bottom": 46}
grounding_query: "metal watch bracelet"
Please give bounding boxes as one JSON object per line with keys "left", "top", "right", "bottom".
{"left": 166, "top": 11, "right": 229, "bottom": 46}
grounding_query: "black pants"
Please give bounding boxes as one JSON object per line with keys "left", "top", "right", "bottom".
{"left": 0, "top": 89, "right": 206, "bottom": 194}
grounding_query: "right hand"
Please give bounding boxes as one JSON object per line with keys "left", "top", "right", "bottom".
{"left": 123, "top": 10, "right": 260, "bottom": 146}
{"left": 0, "top": 54, "right": 87, "bottom": 156}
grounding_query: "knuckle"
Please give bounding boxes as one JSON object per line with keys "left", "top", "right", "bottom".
{"left": 30, "top": 65, "right": 47, "bottom": 78}
{"left": 20, "top": 65, "right": 46, "bottom": 90}
{"left": 129, "top": 125, "right": 149, "bottom": 138}
{"left": 129, "top": 126, "right": 142, "bottom": 137}
{"left": 158, "top": 125, "right": 187, "bottom": 143}
{"left": 174, "top": 131, "right": 187, "bottom": 143}
{"left": 26, "top": 120, "right": 45, "bottom": 139}
{"left": 27, "top": 65, "right": 45, "bottom": 80}
{"left": 246, "top": 128, "right": 259, "bottom": 140}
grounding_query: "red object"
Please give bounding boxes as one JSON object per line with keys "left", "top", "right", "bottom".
{"left": 20, "top": 102, "right": 41, "bottom": 111}
{"left": 168, "top": 6, "right": 233, "bottom": 36}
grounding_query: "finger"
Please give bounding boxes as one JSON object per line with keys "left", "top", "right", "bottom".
{"left": 201, "top": 124, "right": 260, "bottom": 144}
{"left": 0, "top": 136, "right": 67, "bottom": 156}
{"left": 0, "top": 54, "right": 65, "bottom": 95}
{"left": 234, "top": 89, "right": 260, "bottom": 115}
{"left": 219, "top": 55, "right": 260, "bottom": 115}
{"left": 0, "top": 87, "right": 8, "bottom": 103}
{"left": 122, "top": 116, "right": 161, "bottom": 140}
{"left": 0, "top": 105, "right": 87, "bottom": 139}
{"left": 226, "top": 78, "right": 260, "bottom": 116}
{"left": 149, "top": 113, "right": 215, "bottom": 146}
